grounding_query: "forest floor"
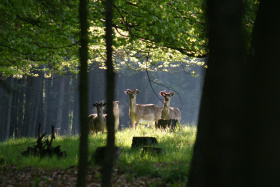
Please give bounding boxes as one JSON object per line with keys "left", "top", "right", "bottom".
{"left": 0, "top": 125, "right": 195, "bottom": 186}
{"left": 0, "top": 164, "right": 177, "bottom": 187}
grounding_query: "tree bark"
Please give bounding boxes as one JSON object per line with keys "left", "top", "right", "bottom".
{"left": 56, "top": 76, "right": 65, "bottom": 131}
{"left": 243, "top": 0, "right": 280, "bottom": 186}
{"left": 188, "top": 0, "right": 245, "bottom": 186}
{"left": 77, "top": 0, "right": 89, "bottom": 186}
{"left": 5, "top": 77, "right": 13, "bottom": 140}
{"left": 101, "top": 0, "right": 115, "bottom": 186}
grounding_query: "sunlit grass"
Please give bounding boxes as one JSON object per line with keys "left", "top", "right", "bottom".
{"left": 0, "top": 124, "right": 197, "bottom": 184}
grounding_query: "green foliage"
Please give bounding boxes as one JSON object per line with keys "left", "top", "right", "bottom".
{"left": 0, "top": 0, "right": 80, "bottom": 77}
{"left": 0, "top": 0, "right": 259, "bottom": 77}
{"left": 243, "top": 0, "right": 260, "bottom": 53}
{"left": 0, "top": 125, "right": 196, "bottom": 184}
{"left": 89, "top": 0, "right": 208, "bottom": 72}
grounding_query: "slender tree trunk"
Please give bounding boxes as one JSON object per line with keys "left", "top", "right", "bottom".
{"left": 102, "top": 0, "right": 115, "bottom": 186}
{"left": 5, "top": 77, "right": 13, "bottom": 140}
{"left": 27, "top": 76, "right": 41, "bottom": 137}
{"left": 77, "top": 0, "right": 89, "bottom": 186}
{"left": 188, "top": 0, "right": 245, "bottom": 186}
{"left": 17, "top": 78, "right": 25, "bottom": 137}
{"left": 56, "top": 76, "right": 65, "bottom": 131}
{"left": 72, "top": 76, "right": 79, "bottom": 135}
{"left": 62, "top": 76, "right": 70, "bottom": 134}
{"left": 22, "top": 77, "right": 33, "bottom": 137}
{"left": 42, "top": 77, "right": 48, "bottom": 133}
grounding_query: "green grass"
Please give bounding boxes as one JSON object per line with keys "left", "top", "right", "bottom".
{"left": 0, "top": 124, "right": 196, "bottom": 184}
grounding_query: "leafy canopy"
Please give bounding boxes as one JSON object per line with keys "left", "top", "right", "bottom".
{"left": 0, "top": 0, "right": 258, "bottom": 77}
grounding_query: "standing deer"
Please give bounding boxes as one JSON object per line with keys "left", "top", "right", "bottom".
{"left": 125, "top": 89, "right": 162, "bottom": 129}
{"left": 88, "top": 101, "right": 107, "bottom": 134}
{"left": 159, "top": 91, "right": 181, "bottom": 123}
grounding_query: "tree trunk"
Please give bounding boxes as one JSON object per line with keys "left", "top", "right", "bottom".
{"left": 243, "top": 0, "right": 280, "bottom": 186}
{"left": 22, "top": 77, "right": 33, "bottom": 137}
{"left": 101, "top": 0, "right": 115, "bottom": 186}
{"left": 77, "top": 0, "right": 89, "bottom": 186}
{"left": 42, "top": 77, "right": 48, "bottom": 133}
{"left": 188, "top": 0, "right": 245, "bottom": 186}
{"left": 17, "top": 78, "right": 25, "bottom": 137}
{"left": 5, "top": 77, "right": 13, "bottom": 140}
{"left": 56, "top": 76, "right": 65, "bottom": 131}
{"left": 72, "top": 76, "right": 80, "bottom": 135}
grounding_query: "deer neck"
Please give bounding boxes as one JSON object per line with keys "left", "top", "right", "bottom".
{"left": 129, "top": 97, "right": 137, "bottom": 113}
{"left": 97, "top": 110, "right": 104, "bottom": 120}
{"left": 162, "top": 100, "right": 170, "bottom": 116}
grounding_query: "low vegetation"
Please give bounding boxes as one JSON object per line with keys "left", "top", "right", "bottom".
{"left": 0, "top": 124, "right": 196, "bottom": 186}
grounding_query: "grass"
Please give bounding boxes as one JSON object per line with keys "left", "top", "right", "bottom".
{"left": 0, "top": 124, "right": 196, "bottom": 185}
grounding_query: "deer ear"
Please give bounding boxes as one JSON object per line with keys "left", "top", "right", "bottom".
{"left": 92, "top": 103, "right": 97, "bottom": 107}
{"left": 170, "top": 91, "right": 174, "bottom": 96}
{"left": 135, "top": 89, "right": 141, "bottom": 94}
{"left": 159, "top": 91, "right": 165, "bottom": 96}
{"left": 125, "top": 89, "right": 131, "bottom": 95}
{"left": 103, "top": 102, "right": 107, "bottom": 107}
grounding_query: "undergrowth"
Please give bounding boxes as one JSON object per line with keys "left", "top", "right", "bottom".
{"left": 0, "top": 124, "right": 196, "bottom": 185}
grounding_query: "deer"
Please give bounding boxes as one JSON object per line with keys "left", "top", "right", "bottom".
{"left": 125, "top": 89, "right": 162, "bottom": 129}
{"left": 88, "top": 101, "right": 107, "bottom": 134}
{"left": 159, "top": 90, "right": 181, "bottom": 123}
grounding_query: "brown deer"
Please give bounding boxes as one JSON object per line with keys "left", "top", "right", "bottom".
{"left": 125, "top": 89, "right": 162, "bottom": 129}
{"left": 159, "top": 91, "right": 181, "bottom": 123}
{"left": 88, "top": 101, "right": 107, "bottom": 134}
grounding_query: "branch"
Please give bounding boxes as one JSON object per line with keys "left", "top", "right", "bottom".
{"left": 145, "top": 49, "right": 164, "bottom": 104}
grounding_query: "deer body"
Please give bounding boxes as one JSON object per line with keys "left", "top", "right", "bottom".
{"left": 160, "top": 91, "right": 181, "bottom": 123}
{"left": 89, "top": 102, "right": 107, "bottom": 134}
{"left": 125, "top": 89, "right": 162, "bottom": 129}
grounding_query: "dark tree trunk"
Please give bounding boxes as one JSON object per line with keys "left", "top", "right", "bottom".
{"left": 243, "top": 0, "right": 280, "bottom": 186}
{"left": 5, "top": 77, "right": 13, "bottom": 140}
{"left": 189, "top": 0, "right": 280, "bottom": 186}
{"left": 42, "top": 77, "right": 48, "bottom": 133}
{"left": 77, "top": 0, "right": 89, "bottom": 186}
{"left": 101, "top": 0, "right": 115, "bottom": 186}
{"left": 188, "top": 0, "right": 245, "bottom": 186}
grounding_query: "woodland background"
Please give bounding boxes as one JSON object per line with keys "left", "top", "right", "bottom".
{"left": 0, "top": 63, "right": 204, "bottom": 140}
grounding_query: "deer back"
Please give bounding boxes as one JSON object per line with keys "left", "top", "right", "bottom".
{"left": 135, "top": 104, "right": 162, "bottom": 123}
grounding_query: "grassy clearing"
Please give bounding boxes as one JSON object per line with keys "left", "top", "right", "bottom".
{"left": 0, "top": 124, "right": 196, "bottom": 185}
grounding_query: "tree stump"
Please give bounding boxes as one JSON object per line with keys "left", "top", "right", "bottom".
{"left": 156, "top": 119, "right": 178, "bottom": 129}
{"left": 92, "top": 146, "right": 121, "bottom": 165}
{"left": 141, "top": 146, "right": 166, "bottom": 157}
{"left": 131, "top": 137, "right": 158, "bottom": 148}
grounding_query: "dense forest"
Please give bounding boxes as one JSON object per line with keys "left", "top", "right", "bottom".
{"left": 0, "top": 63, "right": 204, "bottom": 140}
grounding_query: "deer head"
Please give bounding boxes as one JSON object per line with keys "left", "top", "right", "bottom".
{"left": 92, "top": 101, "right": 107, "bottom": 113}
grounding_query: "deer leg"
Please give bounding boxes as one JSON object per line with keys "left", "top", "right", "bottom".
{"left": 131, "top": 120, "right": 135, "bottom": 129}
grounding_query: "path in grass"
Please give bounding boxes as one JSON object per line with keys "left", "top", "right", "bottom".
{"left": 0, "top": 124, "right": 196, "bottom": 186}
